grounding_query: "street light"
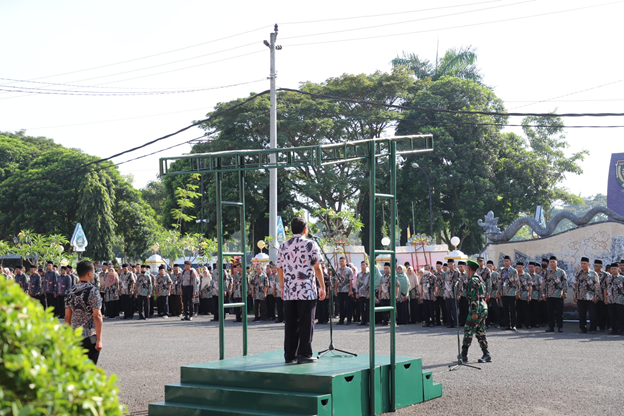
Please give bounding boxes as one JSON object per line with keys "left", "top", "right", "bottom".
{"left": 412, "top": 162, "right": 434, "bottom": 238}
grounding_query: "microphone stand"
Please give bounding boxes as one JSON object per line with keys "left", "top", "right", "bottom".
{"left": 449, "top": 276, "right": 480, "bottom": 371}
{"left": 313, "top": 235, "right": 357, "bottom": 359}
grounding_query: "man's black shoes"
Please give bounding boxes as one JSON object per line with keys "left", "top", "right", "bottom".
{"left": 478, "top": 349, "right": 492, "bottom": 363}
{"left": 545, "top": 328, "right": 555, "bottom": 332}
{"left": 297, "top": 356, "right": 318, "bottom": 364}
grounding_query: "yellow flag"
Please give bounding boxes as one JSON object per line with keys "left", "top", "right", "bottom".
{"left": 407, "top": 225, "right": 411, "bottom": 239}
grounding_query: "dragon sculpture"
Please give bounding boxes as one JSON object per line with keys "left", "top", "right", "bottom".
{"left": 478, "top": 206, "right": 624, "bottom": 243}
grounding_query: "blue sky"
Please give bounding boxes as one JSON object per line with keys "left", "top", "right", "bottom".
{"left": 1, "top": 0, "right": 622, "bottom": 198}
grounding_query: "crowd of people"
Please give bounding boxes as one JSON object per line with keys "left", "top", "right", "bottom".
{"left": 5, "top": 254, "right": 624, "bottom": 335}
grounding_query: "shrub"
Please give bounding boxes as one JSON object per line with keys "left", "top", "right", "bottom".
{"left": 0, "top": 275, "right": 125, "bottom": 415}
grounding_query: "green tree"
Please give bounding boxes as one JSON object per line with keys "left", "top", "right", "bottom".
{"left": 76, "top": 171, "right": 115, "bottom": 260}
{"left": 395, "top": 77, "right": 585, "bottom": 253}
{"left": 391, "top": 46, "right": 482, "bottom": 84}
{"left": 0, "top": 135, "right": 40, "bottom": 184}
{"left": 141, "top": 178, "right": 167, "bottom": 224}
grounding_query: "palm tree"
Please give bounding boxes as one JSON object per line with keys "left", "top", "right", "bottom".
{"left": 391, "top": 45, "right": 482, "bottom": 84}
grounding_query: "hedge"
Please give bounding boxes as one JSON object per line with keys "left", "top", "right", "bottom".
{"left": 0, "top": 275, "right": 125, "bottom": 415}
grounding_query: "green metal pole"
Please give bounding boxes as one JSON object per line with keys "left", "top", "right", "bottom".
{"left": 368, "top": 139, "right": 376, "bottom": 416}
{"left": 389, "top": 141, "right": 397, "bottom": 412}
{"left": 238, "top": 156, "right": 248, "bottom": 356}
{"left": 216, "top": 169, "right": 225, "bottom": 360}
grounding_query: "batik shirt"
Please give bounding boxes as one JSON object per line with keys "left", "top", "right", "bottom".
{"left": 252, "top": 272, "right": 268, "bottom": 300}
{"left": 356, "top": 272, "right": 370, "bottom": 298}
{"left": 597, "top": 270, "right": 609, "bottom": 301}
{"left": 543, "top": 267, "right": 568, "bottom": 298}
{"left": 433, "top": 272, "right": 445, "bottom": 298}
{"left": 156, "top": 273, "right": 173, "bottom": 296}
{"left": 518, "top": 272, "right": 532, "bottom": 301}
{"left": 104, "top": 278, "right": 119, "bottom": 302}
{"left": 420, "top": 272, "right": 435, "bottom": 301}
{"left": 267, "top": 273, "right": 275, "bottom": 297}
{"left": 43, "top": 270, "right": 58, "bottom": 294}
{"left": 199, "top": 274, "right": 211, "bottom": 299}
{"left": 613, "top": 274, "right": 624, "bottom": 304}
{"left": 135, "top": 272, "right": 153, "bottom": 297}
{"left": 170, "top": 272, "right": 182, "bottom": 296}
{"left": 274, "top": 272, "right": 283, "bottom": 298}
{"left": 490, "top": 270, "right": 500, "bottom": 297}
{"left": 500, "top": 267, "right": 520, "bottom": 297}
{"left": 408, "top": 274, "right": 420, "bottom": 300}
{"left": 336, "top": 266, "right": 353, "bottom": 293}
{"left": 56, "top": 273, "right": 74, "bottom": 296}
{"left": 14, "top": 273, "right": 29, "bottom": 292}
{"left": 457, "top": 272, "right": 469, "bottom": 298}
{"left": 574, "top": 269, "right": 600, "bottom": 301}
{"left": 604, "top": 273, "right": 617, "bottom": 304}
{"left": 443, "top": 269, "right": 459, "bottom": 299}
{"left": 28, "top": 273, "right": 42, "bottom": 296}
{"left": 277, "top": 234, "right": 321, "bottom": 301}
{"left": 119, "top": 272, "right": 136, "bottom": 295}
{"left": 466, "top": 274, "right": 488, "bottom": 314}
{"left": 65, "top": 282, "right": 102, "bottom": 338}
{"left": 477, "top": 267, "right": 491, "bottom": 297}
{"left": 231, "top": 273, "right": 243, "bottom": 298}
{"left": 379, "top": 273, "right": 399, "bottom": 300}
{"left": 529, "top": 273, "right": 542, "bottom": 300}
{"left": 97, "top": 271, "right": 108, "bottom": 292}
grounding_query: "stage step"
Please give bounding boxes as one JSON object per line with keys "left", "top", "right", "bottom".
{"left": 164, "top": 383, "right": 331, "bottom": 415}
{"left": 148, "top": 401, "right": 322, "bottom": 416}
{"left": 422, "top": 370, "right": 443, "bottom": 401}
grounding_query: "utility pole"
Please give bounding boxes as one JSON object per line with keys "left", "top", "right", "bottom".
{"left": 265, "top": 24, "right": 281, "bottom": 262}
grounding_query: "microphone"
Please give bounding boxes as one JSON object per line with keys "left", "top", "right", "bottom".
{"left": 308, "top": 232, "right": 321, "bottom": 239}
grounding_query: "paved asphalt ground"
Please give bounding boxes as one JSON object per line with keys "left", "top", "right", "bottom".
{"left": 98, "top": 313, "right": 623, "bottom": 416}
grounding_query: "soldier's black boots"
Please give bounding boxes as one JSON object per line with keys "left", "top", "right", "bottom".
{"left": 461, "top": 346, "right": 469, "bottom": 363}
{"left": 478, "top": 348, "right": 492, "bottom": 363}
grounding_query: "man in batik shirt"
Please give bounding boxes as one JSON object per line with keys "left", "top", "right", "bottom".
{"left": 543, "top": 256, "right": 568, "bottom": 333}
{"left": 277, "top": 217, "right": 326, "bottom": 364}
{"left": 528, "top": 262, "right": 542, "bottom": 328}
{"left": 251, "top": 263, "right": 268, "bottom": 322}
{"left": 486, "top": 260, "right": 501, "bottom": 328}
{"left": 433, "top": 261, "right": 445, "bottom": 326}
{"left": 135, "top": 266, "right": 153, "bottom": 320}
{"left": 377, "top": 262, "right": 399, "bottom": 326}
{"left": 515, "top": 263, "right": 532, "bottom": 329}
{"left": 594, "top": 259, "right": 609, "bottom": 331}
{"left": 335, "top": 256, "right": 354, "bottom": 325}
{"left": 499, "top": 255, "right": 519, "bottom": 331}
{"left": 356, "top": 260, "right": 370, "bottom": 326}
{"left": 420, "top": 263, "right": 436, "bottom": 327}
{"left": 156, "top": 264, "right": 172, "bottom": 318}
{"left": 443, "top": 260, "right": 459, "bottom": 328}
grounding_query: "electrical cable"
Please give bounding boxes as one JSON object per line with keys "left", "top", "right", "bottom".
{"left": 0, "top": 78, "right": 265, "bottom": 96}
{"left": 282, "top": 1, "right": 624, "bottom": 47}
{"left": 508, "top": 79, "right": 624, "bottom": 109}
{"left": 0, "top": 90, "right": 269, "bottom": 188}
{"left": 282, "top": 0, "right": 532, "bottom": 40}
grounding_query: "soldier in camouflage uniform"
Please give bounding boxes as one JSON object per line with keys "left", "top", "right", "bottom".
{"left": 461, "top": 259, "right": 491, "bottom": 363}
{"left": 486, "top": 260, "right": 500, "bottom": 328}
{"left": 499, "top": 255, "right": 519, "bottom": 331}
{"left": 433, "top": 261, "right": 445, "bottom": 326}
{"left": 543, "top": 256, "right": 568, "bottom": 333}
{"left": 573, "top": 257, "right": 600, "bottom": 334}
{"left": 443, "top": 260, "right": 459, "bottom": 328}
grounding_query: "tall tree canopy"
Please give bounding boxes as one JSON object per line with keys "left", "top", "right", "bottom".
{"left": 391, "top": 46, "right": 483, "bottom": 84}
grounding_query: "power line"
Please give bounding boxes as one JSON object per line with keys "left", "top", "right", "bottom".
{"left": 281, "top": 1, "right": 624, "bottom": 47}
{"left": 508, "top": 79, "right": 624, "bottom": 109}
{"left": 282, "top": 0, "right": 532, "bottom": 40}
{"left": 0, "top": 78, "right": 265, "bottom": 96}
{"left": 281, "top": 0, "right": 503, "bottom": 24}
{"left": 0, "top": 90, "right": 270, "bottom": 188}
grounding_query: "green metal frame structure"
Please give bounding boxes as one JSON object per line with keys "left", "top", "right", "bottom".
{"left": 159, "top": 134, "right": 433, "bottom": 415}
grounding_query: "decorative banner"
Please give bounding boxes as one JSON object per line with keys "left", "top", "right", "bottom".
{"left": 70, "top": 222, "right": 88, "bottom": 252}
{"left": 607, "top": 153, "right": 624, "bottom": 217}
{"left": 276, "top": 216, "right": 286, "bottom": 245}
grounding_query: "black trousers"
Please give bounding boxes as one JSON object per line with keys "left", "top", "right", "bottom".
{"left": 233, "top": 297, "right": 243, "bottom": 321}
{"left": 81, "top": 337, "right": 100, "bottom": 365}
{"left": 422, "top": 299, "right": 434, "bottom": 324}
{"left": 46, "top": 293, "right": 56, "bottom": 314}
{"left": 577, "top": 299, "right": 598, "bottom": 331}
{"left": 445, "top": 297, "right": 457, "bottom": 327}
{"left": 516, "top": 299, "right": 530, "bottom": 328}
{"left": 169, "top": 295, "right": 181, "bottom": 316}
{"left": 616, "top": 304, "right": 624, "bottom": 333}
{"left": 106, "top": 300, "right": 119, "bottom": 318}
{"left": 487, "top": 298, "right": 500, "bottom": 326}
{"left": 337, "top": 292, "right": 353, "bottom": 323}
{"left": 409, "top": 298, "right": 420, "bottom": 323}
{"left": 380, "top": 299, "right": 391, "bottom": 323}
{"left": 434, "top": 296, "right": 445, "bottom": 324}
{"left": 212, "top": 296, "right": 220, "bottom": 320}
{"left": 596, "top": 300, "right": 608, "bottom": 330}
{"left": 276, "top": 297, "right": 285, "bottom": 322}
{"left": 157, "top": 296, "right": 169, "bottom": 316}
{"left": 284, "top": 300, "right": 316, "bottom": 361}
{"left": 501, "top": 296, "right": 517, "bottom": 328}
{"left": 547, "top": 297, "right": 564, "bottom": 329}
{"left": 137, "top": 295, "right": 149, "bottom": 319}
{"left": 458, "top": 297, "right": 468, "bottom": 326}
{"left": 530, "top": 299, "right": 541, "bottom": 327}
{"left": 56, "top": 295, "right": 66, "bottom": 318}
{"left": 266, "top": 295, "right": 276, "bottom": 320}
{"left": 358, "top": 297, "right": 369, "bottom": 324}
{"left": 397, "top": 299, "right": 409, "bottom": 324}
{"left": 121, "top": 294, "right": 134, "bottom": 319}
{"left": 182, "top": 286, "right": 193, "bottom": 318}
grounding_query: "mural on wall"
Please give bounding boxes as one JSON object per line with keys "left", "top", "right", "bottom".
{"left": 607, "top": 152, "right": 624, "bottom": 217}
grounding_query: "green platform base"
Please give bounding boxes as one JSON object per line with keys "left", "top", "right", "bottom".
{"left": 149, "top": 350, "right": 442, "bottom": 416}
